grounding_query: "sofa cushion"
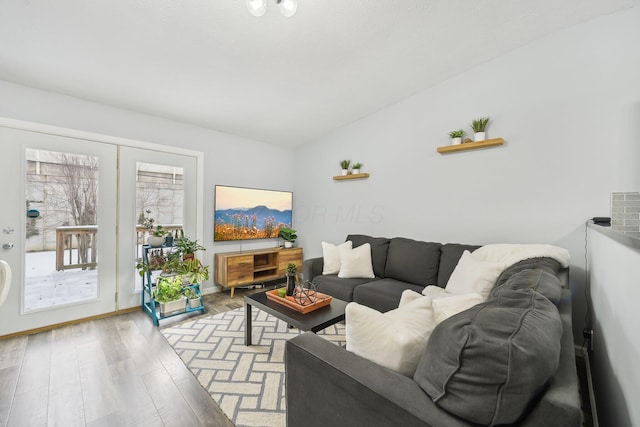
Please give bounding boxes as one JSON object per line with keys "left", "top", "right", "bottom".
{"left": 346, "top": 234, "right": 390, "bottom": 278}
{"left": 353, "top": 278, "right": 425, "bottom": 313}
{"left": 492, "top": 267, "right": 562, "bottom": 305}
{"left": 321, "top": 240, "right": 353, "bottom": 275}
{"left": 338, "top": 243, "right": 375, "bottom": 279}
{"left": 346, "top": 290, "right": 437, "bottom": 377}
{"left": 384, "top": 238, "right": 441, "bottom": 285}
{"left": 494, "top": 257, "right": 564, "bottom": 288}
{"left": 431, "top": 293, "right": 485, "bottom": 324}
{"left": 445, "top": 250, "right": 506, "bottom": 299}
{"left": 414, "top": 278, "right": 562, "bottom": 425}
{"left": 313, "top": 274, "right": 378, "bottom": 302}
{"left": 436, "top": 243, "right": 482, "bottom": 287}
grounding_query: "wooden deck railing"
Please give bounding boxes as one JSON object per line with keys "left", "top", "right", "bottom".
{"left": 56, "top": 224, "right": 183, "bottom": 270}
{"left": 55, "top": 225, "right": 98, "bottom": 271}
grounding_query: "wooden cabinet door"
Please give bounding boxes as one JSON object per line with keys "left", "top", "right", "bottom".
{"left": 277, "top": 248, "right": 303, "bottom": 275}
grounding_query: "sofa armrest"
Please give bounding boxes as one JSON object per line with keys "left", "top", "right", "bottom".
{"left": 285, "top": 333, "right": 471, "bottom": 427}
{"left": 303, "top": 256, "right": 324, "bottom": 281}
{"left": 519, "top": 290, "right": 582, "bottom": 426}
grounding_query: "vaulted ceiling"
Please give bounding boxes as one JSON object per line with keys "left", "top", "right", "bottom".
{"left": 0, "top": 0, "right": 637, "bottom": 147}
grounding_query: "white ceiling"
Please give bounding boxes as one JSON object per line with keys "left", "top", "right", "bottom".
{"left": 0, "top": 0, "right": 637, "bottom": 147}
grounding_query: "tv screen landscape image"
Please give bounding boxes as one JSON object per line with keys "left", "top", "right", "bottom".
{"left": 214, "top": 185, "right": 293, "bottom": 241}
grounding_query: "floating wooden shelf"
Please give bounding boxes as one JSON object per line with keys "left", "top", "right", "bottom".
{"left": 437, "top": 138, "right": 504, "bottom": 154}
{"left": 333, "top": 173, "right": 370, "bottom": 181}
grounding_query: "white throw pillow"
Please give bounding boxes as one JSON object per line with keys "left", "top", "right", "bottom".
{"left": 422, "top": 285, "right": 450, "bottom": 298}
{"left": 432, "top": 293, "right": 485, "bottom": 324}
{"left": 346, "top": 290, "right": 436, "bottom": 376}
{"left": 322, "top": 240, "right": 353, "bottom": 275}
{"left": 445, "top": 250, "right": 506, "bottom": 299}
{"left": 338, "top": 243, "right": 375, "bottom": 279}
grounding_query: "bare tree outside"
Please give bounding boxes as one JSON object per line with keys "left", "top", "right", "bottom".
{"left": 46, "top": 153, "right": 99, "bottom": 267}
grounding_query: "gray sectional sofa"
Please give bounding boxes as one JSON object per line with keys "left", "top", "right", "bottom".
{"left": 303, "top": 235, "right": 480, "bottom": 312}
{"left": 287, "top": 235, "right": 582, "bottom": 426}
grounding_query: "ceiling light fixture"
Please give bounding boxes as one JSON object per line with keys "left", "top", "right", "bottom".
{"left": 246, "top": 0, "right": 297, "bottom": 17}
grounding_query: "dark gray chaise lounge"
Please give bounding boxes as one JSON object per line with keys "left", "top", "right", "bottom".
{"left": 286, "top": 234, "right": 581, "bottom": 427}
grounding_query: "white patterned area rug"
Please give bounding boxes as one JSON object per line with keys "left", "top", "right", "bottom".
{"left": 161, "top": 307, "right": 346, "bottom": 427}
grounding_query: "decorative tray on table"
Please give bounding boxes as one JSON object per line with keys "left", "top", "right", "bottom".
{"left": 266, "top": 289, "right": 333, "bottom": 314}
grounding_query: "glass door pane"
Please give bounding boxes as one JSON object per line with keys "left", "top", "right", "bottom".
{"left": 134, "top": 162, "right": 184, "bottom": 292}
{"left": 25, "top": 148, "right": 99, "bottom": 311}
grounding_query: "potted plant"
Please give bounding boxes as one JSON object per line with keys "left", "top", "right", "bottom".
{"left": 285, "top": 262, "right": 297, "bottom": 296}
{"left": 183, "top": 286, "right": 202, "bottom": 309}
{"left": 153, "top": 275, "right": 186, "bottom": 315}
{"left": 278, "top": 227, "right": 297, "bottom": 248}
{"left": 136, "top": 248, "right": 166, "bottom": 278}
{"left": 471, "top": 117, "right": 490, "bottom": 142}
{"left": 179, "top": 258, "right": 210, "bottom": 285}
{"left": 160, "top": 250, "right": 184, "bottom": 275}
{"left": 340, "top": 160, "right": 351, "bottom": 176}
{"left": 352, "top": 162, "right": 363, "bottom": 174}
{"left": 448, "top": 129, "right": 465, "bottom": 145}
{"left": 148, "top": 224, "right": 168, "bottom": 247}
{"left": 141, "top": 210, "right": 167, "bottom": 247}
{"left": 175, "top": 236, "right": 206, "bottom": 260}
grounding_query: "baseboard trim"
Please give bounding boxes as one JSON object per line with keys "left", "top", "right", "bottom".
{"left": 0, "top": 306, "right": 141, "bottom": 340}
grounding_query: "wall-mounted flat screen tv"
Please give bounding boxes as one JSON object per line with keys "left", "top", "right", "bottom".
{"left": 214, "top": 185, "right": 293, "bottom": 241}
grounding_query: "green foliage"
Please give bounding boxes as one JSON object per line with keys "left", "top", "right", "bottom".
{"left": 175, "top": 236, "right": 206, "bottom": 255}
{"left": 340, "top": 160, "right": 351, "bottom": 169}
{"left": 471, "top": 117, "right": 490, "bottom": 132}
{"left": 183, "top": 286, "right": 199, "bottom": 299}
{"left": 179, "top": 258, "right": 210, "bottom": 284}
{"left": 352, "top": 162, "right": 363, "bottom": 169}
{"left": 151, "top": 224, "right": 168, "bottom": 237}
{"left": 448, "top": 129, "right": 465, "bottom": 138}
{"left": 153, "top": 276, "right": 184, "bottom": 303}
{"left": 286, "top": 262, "right": 297, "bottom": 275}
{"left": 278, "top": 227, "right": 297, "bottom": 242}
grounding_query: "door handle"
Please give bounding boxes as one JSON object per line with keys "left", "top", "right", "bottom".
{"left": 2, "top": 243, "right": 14, "bottom": 250}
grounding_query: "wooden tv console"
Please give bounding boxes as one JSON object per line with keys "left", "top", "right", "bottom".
{"left": 214, "top": 247, "right": 303, "bottom": 297}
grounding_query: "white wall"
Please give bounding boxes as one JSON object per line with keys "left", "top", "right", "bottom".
{"left": 588, "top": 227, "right": 640, "bottom": 427}
{"left": 0, "top": 80, "right": 295, "bottom": 292}
{"left": 294, "top": 8, "right": 640, "bottom": 425}
{"left": 294, "top": 8, "right": 640, "bottom": 341}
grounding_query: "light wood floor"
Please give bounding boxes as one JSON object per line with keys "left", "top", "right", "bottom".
{"left": 1, "top": 284, "right": 594, "bottom": 426}
{"left": 0, "top": 287, "right": 264, "bottom": 427}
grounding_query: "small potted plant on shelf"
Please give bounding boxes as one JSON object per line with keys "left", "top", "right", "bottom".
{"left": 285, "top": 263, "right": 297, "bottom": 296}
{"left": 153, "top": 275, "right": 186, "bottom": 315}
{"left": 179, "top": 258, "right": 210, "bottom": 285}
{"left": 175, "top": 236, "right": 206, "bottom": 260}
{"left": 278, "top": 227, "right": 297, "bottom": 248}
{"left": 340, "top": 160, "right": 351, "bottom": 176}
{"left": 141, "top": 210, "right": 167, "bottom": 247}
{"left": 183, "top": 286, "right": 202, "bottom": 309}
{"left": 471, "top": 117, "right": 490, "bottom": 142}
{"left": 352, "top": 162, "right": 363, "bottom": 174}
{"left": 148, "top": 225, "right": 168, "bottom": 247}
{"left": 136, "top": 248, "right": 166, "bottom": 278}
{"left": 448, "top": 129, "right": 465, "bottom": 145}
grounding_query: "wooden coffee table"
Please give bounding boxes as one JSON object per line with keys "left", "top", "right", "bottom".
{"left": 244, "top": 290, "right": 348, "bottom": 346}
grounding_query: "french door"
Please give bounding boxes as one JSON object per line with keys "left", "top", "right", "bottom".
{"left": 117, "top": 146, "right": 198, "bottom": 309}
{"left": 0, "top": 126, "right": 118, "bottom": 336}
{"left": 0, "top": 125, "right": 200, "bottom": 336}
